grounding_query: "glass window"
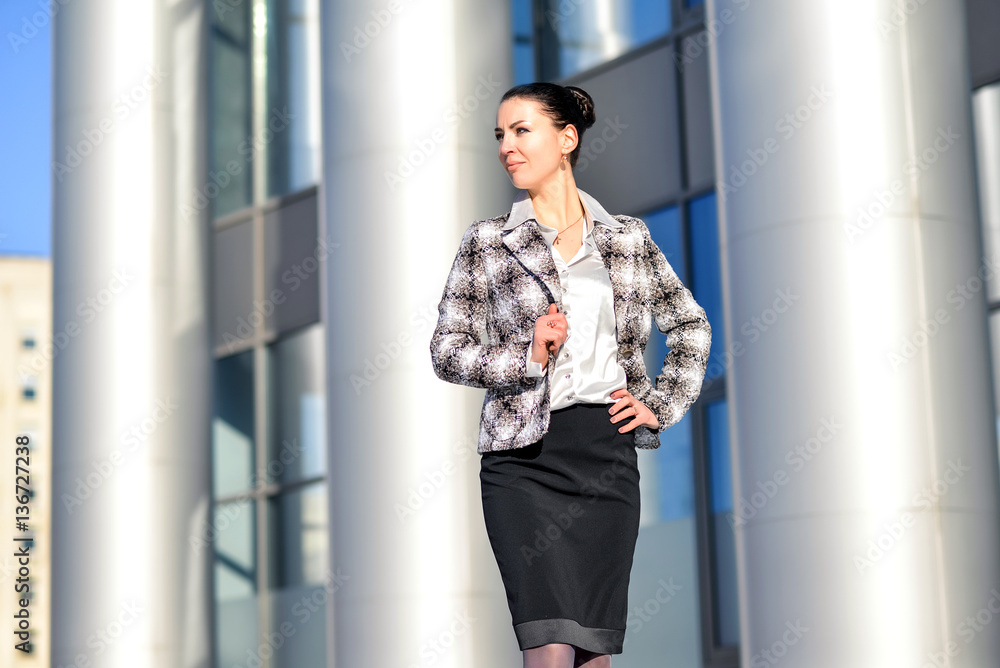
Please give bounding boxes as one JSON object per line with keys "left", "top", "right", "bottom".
{"left": 684, "top": 0, "right": 705, "bottom": 7}
{"left": 21, "top": 333, "right": 36, "bottom": 349}
{"left": 266, "top": 0, "right": 322, "bottom": 199}
{"left": 704, "top": 399, "right": 739, "bottom": 647}
{"left": 213, "top": 499, "right": 259, "bottom": 666}
{"left": 512, "top": 0, "right": 536, "bottom": 84}
{"left": 268, "top": 483, "right": 328, "bottom": 588}
{"left": 688, "top": 191, "right": 723, "bottom": 379}
{"left": 210, "top": 0, "right": 253, "bottom": 218}
{"left": 213, "top": 351, "right": 256, "bottom": 498}
{"left": 644, "top": 204, "right": 685, "bottom": 282}
{"left": 539, "top": 0, "right": 671, "bottom": 80}
{"left": 267, "top": 323, "right": 326, "bottom": 485}
{"left": 629, "top": 411, "right": 704, "bottom": 662}
{"left": 267, "top": 481, "right": 329, "bottom": 666}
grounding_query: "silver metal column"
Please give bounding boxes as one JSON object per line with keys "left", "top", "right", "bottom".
{"left": 51, "top": 1, "right": 213, "bottom": 666}
{"left": 706, "top": 0, "right": 1000, "bottom": 665}
{"left": 319, "top": 1, "right": 516, "bottom": 665}
{"left": 972, "top": 82, "right": 1000, "bottom": 425}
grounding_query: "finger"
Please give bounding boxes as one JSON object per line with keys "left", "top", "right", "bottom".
{"left": 616, "top": 417, "right": 636, "bottom": 433}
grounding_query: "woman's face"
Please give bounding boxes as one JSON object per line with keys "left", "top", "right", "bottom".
{"left": 495, "top": 97, "right": 576, "bottom": 190}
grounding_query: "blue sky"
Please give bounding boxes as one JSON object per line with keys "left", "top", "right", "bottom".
{"left": 1, "top": 0, "right": 51, "bottom": 257}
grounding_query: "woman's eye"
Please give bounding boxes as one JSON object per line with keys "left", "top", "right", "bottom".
{"left": 495, "top": 128, "right": 527, "bottom": 141}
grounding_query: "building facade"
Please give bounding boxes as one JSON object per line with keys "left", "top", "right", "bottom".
{"left": 0, "top": 257, "right": 51, "bottom": 667}
{"left": 48, "top": 0, "right": 1000, "bottom": 666}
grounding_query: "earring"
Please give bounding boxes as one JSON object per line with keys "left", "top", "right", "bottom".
{"left": 562, "top": 154, "right": 567, "bottom": 161}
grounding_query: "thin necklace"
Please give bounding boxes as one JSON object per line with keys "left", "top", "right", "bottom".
{"left": 552, "top": 212, "right": 585, "bottom": 246}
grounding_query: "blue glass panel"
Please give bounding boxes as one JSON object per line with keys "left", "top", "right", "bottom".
{"left": 644, "top": 205, "right": 684, "bottom": 283}
{"left": 266, "top": 0, "right": 322, "bottom": 198}
{"left": 655, "top": 411, "right": 694, "bottom": 520}
{"left": 213, "top": 351, "right": 255, "bottom": 498}
{"left": 213, "top": 500, "right": 259, "bottom": 666}
{"left": 210, "top": 2, "right": 252, "bottom": 218}
{"left": 514, "top": 43, "right": 535, "bottom": 85}
{"left": 705, "top": 400, "right": 731, "bottom": 513}
{"left": 512, "top": 0, "right": 535, "bottom": 84}
{"left": 643, "top": 204, "right": 684, "bottom": 447}
{"left": 268, "top": 483, "right": 330, "bottom": 666}
{"left": 268, "top": 323, "right": 327, "bottom": 485}
{"left": 688, "top": 191, "right": 724, "bottom": 379}
{"left": 512, "top": 0, "right": 533, "bottom": 35}
{"left": 705, "top": 399, "right": 739, "bottom": 647}
{"left": 542, "top": 0, "right": 672, "bottom": 79}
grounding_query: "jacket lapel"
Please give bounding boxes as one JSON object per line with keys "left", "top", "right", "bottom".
{"left": 499, "top": 218, "right": 635, "bottom": 347}
{"left": 500, "top": 220, "right": 564, "bottom": 310}
{"left": 592, "top": 224, "right": 634, "bottom": 345}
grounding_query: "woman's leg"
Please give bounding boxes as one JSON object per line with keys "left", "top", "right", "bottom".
{"left": 522, "top": 642, "right": 575, "bottom": 668}
{"left": 572, "top": 646, "right": 611, "bottom": 668}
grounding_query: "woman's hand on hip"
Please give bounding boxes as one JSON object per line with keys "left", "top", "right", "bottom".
{"left": 608, "top": 388, "right": 659, "bottom": 433}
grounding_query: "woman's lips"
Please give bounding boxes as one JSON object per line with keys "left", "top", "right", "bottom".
{"left": 506, "top": 162, "right": 524, "bottom": 171}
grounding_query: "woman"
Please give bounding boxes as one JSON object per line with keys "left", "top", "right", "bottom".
{"left": 430, "top": 83, "right": 711, "bottom": 667}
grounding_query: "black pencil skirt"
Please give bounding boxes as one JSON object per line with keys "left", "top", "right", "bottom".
{"left": 479, "top": 402, "right": 642, "bottom": 655}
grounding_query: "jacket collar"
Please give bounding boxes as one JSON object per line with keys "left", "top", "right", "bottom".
{"left": 499, "top": 188, "right": 636, "bottom": 347}
{"left": 502, "top": 187, "right": 624, "bottom": 232}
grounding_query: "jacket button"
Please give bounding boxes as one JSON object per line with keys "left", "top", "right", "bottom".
{"left": 621, "top": 348, "right": 633, "bottom": 358}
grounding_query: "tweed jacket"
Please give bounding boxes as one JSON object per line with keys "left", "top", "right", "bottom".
{"left": 430, "top": 201, "right": 712, "bottom": 455}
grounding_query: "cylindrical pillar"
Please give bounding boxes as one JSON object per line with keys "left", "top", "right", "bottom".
{"left": 706, "top": 0, "right": 1000, "bottom": 665}
{"left": 51, "top": 1, "right": 213, "bottom": 665}
{"left": 319, "top": 1, "right": 518, "bottom": 666}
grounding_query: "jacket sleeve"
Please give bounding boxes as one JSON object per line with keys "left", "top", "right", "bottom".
{"left": 634, "top": 222, "right": 712, "bottom": 432}
{"left": 430, "top": 222, "right": 538, "bottom": 390}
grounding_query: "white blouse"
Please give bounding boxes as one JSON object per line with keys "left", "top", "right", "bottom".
{"left": 521, "top": 191, "right": 629, "bottom": 410}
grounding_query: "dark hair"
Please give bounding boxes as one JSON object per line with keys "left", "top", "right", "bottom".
{"left": 498, "top": 83, "right": 596, "bottom": 169}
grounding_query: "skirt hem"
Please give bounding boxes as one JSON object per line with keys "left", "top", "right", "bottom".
{"left": 513, "top": 617, "right": 625, "bottom": 655}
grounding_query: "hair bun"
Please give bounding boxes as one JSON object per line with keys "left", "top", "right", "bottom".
{"left": 564, "top": 86, "right": 596, "bottom": 131}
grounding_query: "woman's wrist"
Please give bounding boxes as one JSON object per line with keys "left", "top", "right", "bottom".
{"left": 530, "top": 341, "right": 549, "bottom": 366}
